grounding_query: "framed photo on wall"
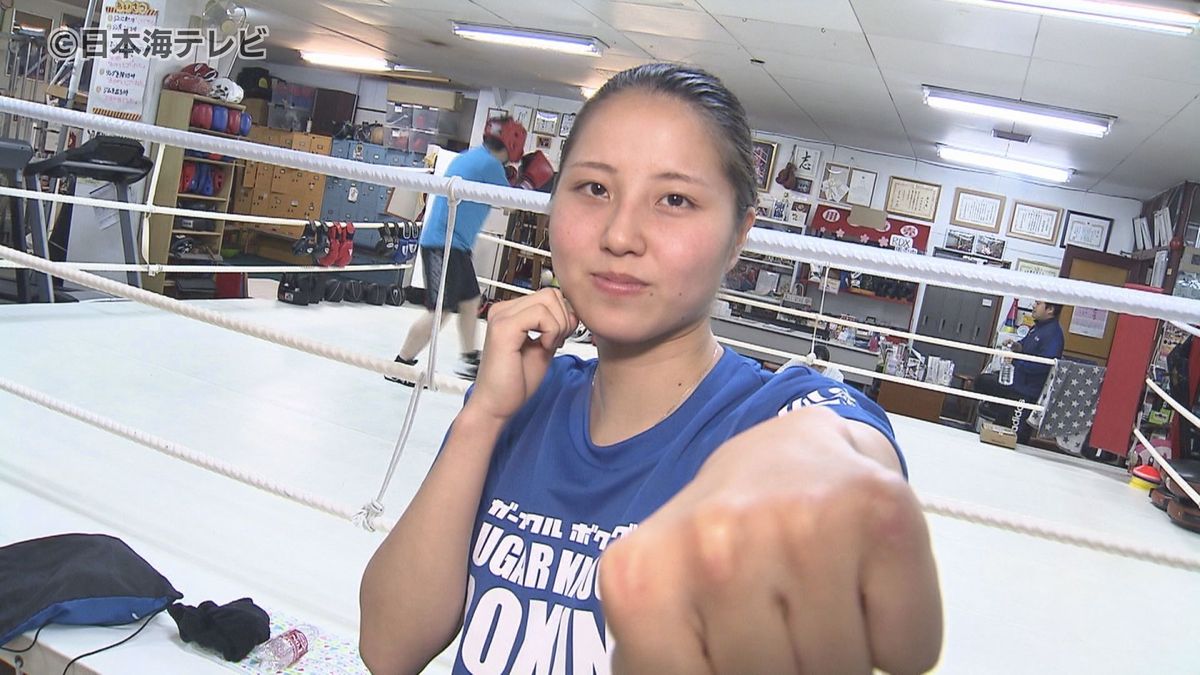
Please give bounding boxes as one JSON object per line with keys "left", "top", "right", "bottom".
{"left": 973, "top": 233, "right": 1006, "bottom": 259}
{"left": 1016, "top": 259, "right": 1060, "bottom": 277}
{"left": 820, "top": 163, "right": 851, "bottom": 203}
{"left": 945, "top": 229, "right": 976, "bottom": 253}
{"left": 1008, "top": 201, "right": 1063, "bottom": 245}
{"left": 950, "top": 188, "right": 1006, "bottom": 233}
{"left": 751, "top": 139, "right": 778, "bottom": 192}
{"left": 559, "top": 112, "right": 576, "bottom": 137}
{"left": 511, "top": 105, "right": 533, "bottom": 129}
{"left": 532, "top": 109, "right": 560, "bottom": 136}
{"left": 1061, "top": 211, "right": 1113, "bottom": 251}
{"left": 487, "top": 107, "right": 506, "bottom": 120}
{"left": 885, "top": 176, "right": 941, "bottom": 222}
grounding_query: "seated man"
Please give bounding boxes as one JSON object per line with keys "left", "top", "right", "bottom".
{"left": 976, "top": 300, "right": 1066, "bottom": 440}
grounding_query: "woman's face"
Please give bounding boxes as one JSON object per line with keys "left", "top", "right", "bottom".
{"left": 549, "top": 91, "right": 751, "bottom": 347}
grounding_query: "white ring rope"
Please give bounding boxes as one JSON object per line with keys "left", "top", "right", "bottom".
{"left": 0, "top": 96, "right": 548, "bottom": 213}
{"left": 917, "top": 493, "right": 1200, "bottom": 573}
{"left": 478, "top": 233, "right": 1057, "bottom": 366}
{"left": 717, "top": 290, "right": 1056, "bottom": 366}
{"left": 715, "top": 334, "right": 1044, "bottom": 411}
{"left": 1133, "top": 428, "right": 1200, "bottom": 511}
{"left": 1145, "top": 378, "right": 1200, "bottom": 438}
{"left": 0, "top": 183, "right": 416, "bottom": 229}
{"left": 4, "top": 372, "right": 1195, "bottom": 571}
{"left": 0, "top": 375, "right": 395, "bottom": 533}
{"left": 0, "top": 243, "right": 470, "bottom": 396}
{"left": 747, "top": 228, "right": 1200, "bottom": 325}
{"left": 1171, "top": 320, "right": 1200, "bottom": 340}
{"left": 0, "top": 260, "right": 411, "bottom": 275}
{"left": 3, "top": 95, "right": 1196, "bottom": 325}
{"left": 478, "top": 232, "right": 553, "bottom": 259}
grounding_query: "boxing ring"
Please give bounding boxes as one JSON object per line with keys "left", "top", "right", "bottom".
{"left": 2, "top": 97, "right": 1199, "bottom": 674}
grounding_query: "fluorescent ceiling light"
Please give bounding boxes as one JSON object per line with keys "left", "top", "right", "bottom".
{"left": 301, "top": 52, "right": 390, "bottom": 72}
{"left": 580, "top": 86, "right": 598, "bottom": 99}
{"left": 944, "top": 0, "right": 1199, "bottom": 35}
{"left": 937, "top": 145, "right": 1073, "bottom": 183}
{"left": 923, "top": 85, "right": 1115, "bottom": 138}
{"left": 452, "top": 22, "right": 606, "bottom": 56}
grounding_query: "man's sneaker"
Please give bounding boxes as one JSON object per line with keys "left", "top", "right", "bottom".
{"left": 385, "top": 355, "right": 418, "bottom": 386}
{"left": 455, "top": 350, "right": 481, "bottom": 380}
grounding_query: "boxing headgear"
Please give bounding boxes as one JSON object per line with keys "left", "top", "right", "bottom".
{"left": 210, "top": 77, "right": 242, "bottom": 103}
{"left": 483, "top": 117, "right": 527, "bottom": 164}
{"left": 165, "top": 72, "right": 212, "bottom": 97}
{"left": 182, "top": 63, "right": 219, "bottom": 82}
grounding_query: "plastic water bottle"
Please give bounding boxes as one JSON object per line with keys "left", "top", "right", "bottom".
{"left": 249, "top": 625, "right": 316, "bottom": 670}
{"left": 999, "top": 360, "right": 1014, "bottom": 386}
{"left": 998, "top": 342, "right": 1015, "bottom": 386}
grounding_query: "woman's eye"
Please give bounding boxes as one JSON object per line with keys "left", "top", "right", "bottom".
{"left": 584, "top": 182, "right": 607, "bottom": 197}
{"left": 663, "top": 194, "right": 692, "bottom": 208}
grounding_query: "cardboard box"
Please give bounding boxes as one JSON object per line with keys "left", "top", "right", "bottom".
{"left": 307, "top": 134, "right": 332, "bottom": 156}
{"left": 980, "top": 423, "right": 1017, "bottom": 449}
{"left": 243, "top": 99, "right": 269, "bottom": 126}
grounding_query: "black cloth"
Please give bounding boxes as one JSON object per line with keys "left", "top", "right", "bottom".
{"left": 420, "top": 245, "right": 480, "bottom": 312}
{"left": 167, "top": 598, "right": 270, "bottom": 662}
{"left": 976, "top": 372, "right": 1034, "bottom": 441}
{"left": 0, "top": 534, "right": 182, "bottom": 647}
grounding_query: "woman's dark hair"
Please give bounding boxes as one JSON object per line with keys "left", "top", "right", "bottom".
{"left": 555, "top": 63, "right": 756, "bottom": 219}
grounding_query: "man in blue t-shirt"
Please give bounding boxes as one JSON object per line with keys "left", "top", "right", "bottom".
{"left": 977, "top": 300, "right": 1066, "bottom": 439}
{"left": 387, "top": 117, "right": 527, "bottom": 382}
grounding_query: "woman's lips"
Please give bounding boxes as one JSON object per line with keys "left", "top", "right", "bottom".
{"left": 591, "top": 272, "right": 648, "bottom": 296}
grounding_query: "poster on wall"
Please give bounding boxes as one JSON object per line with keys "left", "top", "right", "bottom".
{"left": 751, "top": 139, "right": 778, "bottom": 192}
{"left": 812, "top": 204, "right": 931, "bottom": 253}
{"left": 1069, "top": 307, "right": 1109, "bottom": 339}
{"left": 87, "top": 0, "right": 163, "bottom": 121}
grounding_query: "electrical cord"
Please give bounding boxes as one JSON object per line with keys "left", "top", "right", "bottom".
{"left": 59, "top": 608, "right": 166, "bottom": 675}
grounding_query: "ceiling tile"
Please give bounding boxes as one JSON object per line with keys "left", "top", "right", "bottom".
{"left": 1032, "top": 17, "right": 1200, "bottom": 85}
{"left": 870, "top": 35, "right": 1031, "bottom": 98}
{"left": 622, "top": 32, "right": 745, "bottom": 63}
{"left": 1023, "top": 58, "right": 1200, "bottom": 120}
{"left": 698, "top": 0, "right": 862, "bottom": 31}
{"left": 852, "top": 0, "right": 1040, "bottom": 57}
{"left": 578, "top": 2, "right": 736, "bottom": 42}
{"left": 716, "top": 17, "right": 875, "bottom": 64}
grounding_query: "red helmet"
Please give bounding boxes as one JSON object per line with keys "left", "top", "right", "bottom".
{"left": 484, "top": 117, "right": 527, "bottom": 164}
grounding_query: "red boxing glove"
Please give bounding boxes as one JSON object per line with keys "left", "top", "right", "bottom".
{"left": 317, "top": 222, "right": 341, "bottom": 267}
{"left": 335, "top": 223, "right": 355, "bottom": 267}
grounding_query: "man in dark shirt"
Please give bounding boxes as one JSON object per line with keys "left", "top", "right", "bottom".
{"left": 976, "top": 301, "right": 1066, "bottom": 440}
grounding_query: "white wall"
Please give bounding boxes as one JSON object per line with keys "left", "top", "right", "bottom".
{"left": 753, "top": 131, "right": 1143, "bottom": 335}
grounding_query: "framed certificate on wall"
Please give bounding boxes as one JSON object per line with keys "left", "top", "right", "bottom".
{"left": 885, "top": 177, "right": 941, "bottom": 222}
{"left": 1061, "top": 211, "right": 1113, "bottom": 251}
{"left": 1008, "top": 201, "right": 1063, "bottom": 245}
{"left": 950, "top": 188, "right": 1005, "bottom": 233}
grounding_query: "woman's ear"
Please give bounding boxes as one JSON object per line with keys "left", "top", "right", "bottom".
{"left": 727, "top": 208, "right": 756, "bottom": 271}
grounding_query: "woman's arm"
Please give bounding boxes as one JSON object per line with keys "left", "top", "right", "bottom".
{"left": 601, "top": 407, "right": 942, "bottom": 674}
{"left": 359, "top": 289, "right": 577, "bottom": 674}
{"left": 359, "top": 406, "right": 506, "bottom": 674}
